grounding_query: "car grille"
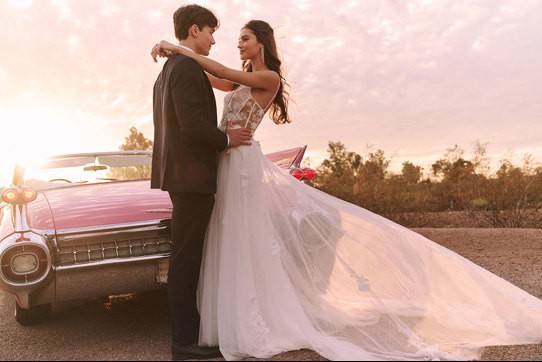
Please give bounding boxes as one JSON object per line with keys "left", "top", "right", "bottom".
{"left": 54, "top": 236, "right": 171, "bottom": 266}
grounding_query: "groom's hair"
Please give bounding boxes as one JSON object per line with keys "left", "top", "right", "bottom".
{"left": 173, "top": 4, "right": 219, "bottom": 41}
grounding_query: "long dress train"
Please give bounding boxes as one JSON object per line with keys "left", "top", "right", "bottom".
{"left": 197, "top": 84, "right": 542, "bottom": 361}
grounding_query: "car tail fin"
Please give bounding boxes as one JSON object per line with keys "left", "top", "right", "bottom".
{"left": 265, "top": 145, "right": 307, "bottom": 169}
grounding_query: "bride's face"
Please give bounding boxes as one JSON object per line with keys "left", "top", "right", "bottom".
{"left": 238, "top": 28, "right": 262, "bottom": 61}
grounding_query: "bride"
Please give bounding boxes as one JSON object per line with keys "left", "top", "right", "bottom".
{"left": 152, "top": 20, "right": 542, "bottom": 361}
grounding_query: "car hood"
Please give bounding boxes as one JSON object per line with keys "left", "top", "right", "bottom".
{"left": 23, "top": 146, "right": 307, "bottom": 232}
{"left": 27, "top": 180, "right": 171, "bottom": 231}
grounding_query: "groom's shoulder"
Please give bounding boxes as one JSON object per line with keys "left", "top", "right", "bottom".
{"left": 168, "top": 53, "right": 201, "bottom": 71}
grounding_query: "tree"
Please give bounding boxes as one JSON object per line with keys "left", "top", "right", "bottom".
{"left": 362, "top": 150, "right": 390, "bottom": 181}
{"left": 472, "top": 140, "right": 490, "bottom": 177}
{"left": 431, "top": 158, "right": 478, "bottom": 210}
{"left": 308, "top": 142, "right": 362, "bottom": 204}
{"left": 119, "top": 126, "right": 153, "bottom": 151}
{"left": 317, "top": 141, "right": 362, "bottom": 178}
{"left": 476, "top": 157, "right": 541, "bottom": 227}
{"left": 401, "top": 161, "right": 422, "bottom": 184}
{"left": 107, "top": 127, "right": 153, "bottom": 180}
{"left": 306, "top": 140, "right": 541, "bottom": 228}
{"left": 310, "top": 142, "right": 398, "bottom": 215}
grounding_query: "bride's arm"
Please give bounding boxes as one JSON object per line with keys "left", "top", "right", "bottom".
{"left": 206, "top": 73, "right": 235, "bottom": 92}
{"left": 153, "top": 40, "right": 278, "bottom": 90}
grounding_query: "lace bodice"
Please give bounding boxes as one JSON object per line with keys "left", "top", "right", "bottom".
{"left": 219, "top": 85, "right": 275, "bottom": 134}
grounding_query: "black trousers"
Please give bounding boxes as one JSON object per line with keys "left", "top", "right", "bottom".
{"left": 168, "top": 191, "right": 215, "bottom": 345}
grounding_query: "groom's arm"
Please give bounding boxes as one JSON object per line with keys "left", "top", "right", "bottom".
{"left": 171, "top": 58, "right": 228, "bottom": 152}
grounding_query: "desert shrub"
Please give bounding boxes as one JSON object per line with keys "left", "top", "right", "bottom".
{"left": 309, "top": 141, "right": 542, "bottom": 228}
{"left": 309, "top": 142, "right": 430, "bottom": 216}
{"left": 470, "top": 158, "right": 542, "bottom": 228}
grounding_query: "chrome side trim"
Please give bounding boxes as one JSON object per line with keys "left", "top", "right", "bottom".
{"left": 47, "top": 151, "right": 152, "bottom": 160}
{"left": 53, "top": 219, "right": 169, "bottom": 239}
{"left": 54, "top": 254, "right": 169, "bottom": 271}
{"left": 14, "top": 204, "right": 29, "bottom": 232}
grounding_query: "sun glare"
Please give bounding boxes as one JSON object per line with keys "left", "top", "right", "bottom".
{"left": 10, "top": 0, "right": 33, "bottom": 9}
{"left": 0, "top": 104, "right": 89, "bottom": 187}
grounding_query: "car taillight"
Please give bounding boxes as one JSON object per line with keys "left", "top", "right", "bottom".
{"left": 0, "top": 244, "right": 49, "bottom": 284}
{"left": 11, "top": 253, "right": 40, "bottom": 275}
{"left": 303, "top": 168, "right": 317, "bottom": 180}
{"left": 21, "top": 188, "right": 37, "bottom": 203}
{"left": 290, "top": 168, "right": 317, "bottom": 181}
{"left": 290, "top": 169, "right": 304, "bottom": 180}
{"left": 2, "top": 188, "right": 19, "bottom": 204}
{"left": 1, "top": 187, "right": 38, "bottom": 204}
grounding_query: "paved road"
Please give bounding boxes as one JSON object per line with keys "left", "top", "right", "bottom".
{"left": 1, "top": 228, "right": 541, "bottom": 361}
{"left": 0, "top": 289, "right": 173, "bottom": 360}
{"left": 0, "top": 287, "right": 322, "bottom": 361}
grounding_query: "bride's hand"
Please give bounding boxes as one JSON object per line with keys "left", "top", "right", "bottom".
{"left": 151, "top": 41, "right": 175, "bottom": 62}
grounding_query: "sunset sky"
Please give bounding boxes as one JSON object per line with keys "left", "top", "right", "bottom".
{"left": 1, "top": 0, "right": 542, "bottom": 186}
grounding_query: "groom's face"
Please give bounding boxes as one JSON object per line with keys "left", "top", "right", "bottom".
{"left": 194, "top": 25, "right": 216, "bottom": 56}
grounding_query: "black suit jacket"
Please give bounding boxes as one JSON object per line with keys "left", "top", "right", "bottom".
{"left": 151, "top": 54, "right": 228, "bottom": 193}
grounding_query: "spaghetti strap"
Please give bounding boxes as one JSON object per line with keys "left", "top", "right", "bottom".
{"left": 263, "top": 74, "right": 281, "bottom": 112}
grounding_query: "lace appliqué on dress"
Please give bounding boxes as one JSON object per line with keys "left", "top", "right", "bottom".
{"left": 219, "top": 86, "right": 267, "bottom": 135}
{"left": 248, "top": 296, "right": 270, "bottom": 342}
{"left": 240, "top": 169, "right": 249, "bottom": 191}
{"left": 335, "top": 253, "right": 371, "bottom": 291}
{"left": 271, "top": 239, "right": 280, "bottom": 256}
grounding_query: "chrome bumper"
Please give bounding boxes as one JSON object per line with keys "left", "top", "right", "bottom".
{"left": 1, "top": 219, "right": 171, "bottom": 308}
{"left": 53, "top": 255, "right": 168, "bottom": 302}
{"left": 9, "top": 254, "right": 169, "bottom": 308}
{"left": 49, "top": 220, "right": 172, "bottom": 305}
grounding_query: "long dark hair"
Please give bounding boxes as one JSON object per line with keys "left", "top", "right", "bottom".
{"left": 241, "top": 20, "right": 291, "bottom": 125}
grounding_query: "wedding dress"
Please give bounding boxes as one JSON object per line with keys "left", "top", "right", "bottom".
{"left": 197, "top": 84, "right": 542, "bottom": 361}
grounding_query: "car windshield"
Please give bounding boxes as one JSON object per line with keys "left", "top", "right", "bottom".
{"left": 23, "top": 152, "right": 153, "bottom": 190}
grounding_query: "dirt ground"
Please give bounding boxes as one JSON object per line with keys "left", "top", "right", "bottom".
{"left": 389, "top": 210, "right": 542, "bottom": 229}
{"left": 0, "top": 228, "right": 541, "bottom": 361}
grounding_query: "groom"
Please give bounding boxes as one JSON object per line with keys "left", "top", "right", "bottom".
{"left": 151, "top": 4, "right": 252, "bottom": 360}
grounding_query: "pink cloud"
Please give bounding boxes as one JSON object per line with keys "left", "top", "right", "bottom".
{"left": 0, "top": 0, "right": 541, "bottom": 177}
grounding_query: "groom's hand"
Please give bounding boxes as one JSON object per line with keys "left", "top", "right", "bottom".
{"left": 226, "top": 121, "right": 252, "bottom": 147}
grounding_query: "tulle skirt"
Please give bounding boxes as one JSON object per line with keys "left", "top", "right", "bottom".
{"left": 197, "top": 141, "right": 542, "bottom": 361}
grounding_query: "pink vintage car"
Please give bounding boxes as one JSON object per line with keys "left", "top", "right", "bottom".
{"left": 0, "top": 147, "right": 315, "bottom": 325}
